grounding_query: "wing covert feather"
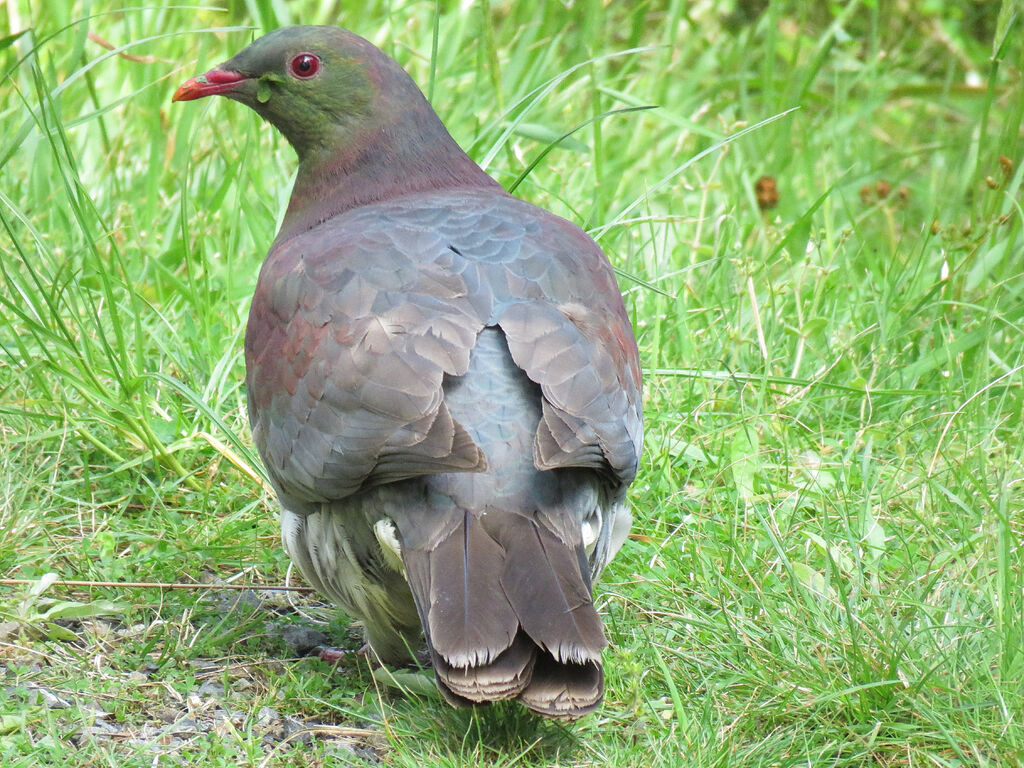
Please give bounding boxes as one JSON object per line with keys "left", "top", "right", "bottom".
{"left": 245, "top": 189, "right": 641, "bottom": 503}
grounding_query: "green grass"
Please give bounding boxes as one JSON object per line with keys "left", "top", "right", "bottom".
{"left": 2, "top": 0, "right": 1022, "bottom": 765}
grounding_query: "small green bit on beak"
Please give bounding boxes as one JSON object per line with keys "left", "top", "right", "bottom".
{"left": 257, "top": 77, "right": 273, "bottom": 104}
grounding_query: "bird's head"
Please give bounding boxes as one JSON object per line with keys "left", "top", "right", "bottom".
{"left": 174, "top": 26, "right": 497, "bottom": 234}
{"left": 173, "top": 26, "right": 405, "bottom": 161}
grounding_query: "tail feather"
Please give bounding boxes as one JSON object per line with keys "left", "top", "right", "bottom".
{"left": 394, "top": 500, "right": 608, "bottom": 719}
{"left": 496, "top": 513, "right": 606, "bottom": 664}
{"left": 517, "top": 654, "right": 604, "bottom": 718}
{"left": 434, "top": 631, "right": 536, "bottom": 702}
{"left": 398, "top": 508, "right": 520, "bottom": 667}
{"left": 426, "top": 511, "right": 517, "bottom": 666}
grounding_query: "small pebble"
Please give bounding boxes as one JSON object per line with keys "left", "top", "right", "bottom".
{"left": 165, "top": 717, "right": 198, "bottom": 735}
{"left": 282, "top": 715, "right": 313, "bottom": 745}
{"left": 281, "top": 625, "right": 329, "bottom": 655}
{"left": 197, "top": 680, "right": 225, "bottom": 697}
{"left": 32, "top": 685, "right": 72, "bottom": 709}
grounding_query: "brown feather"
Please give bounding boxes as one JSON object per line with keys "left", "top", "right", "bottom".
{"left": 433, "top": 631, "right": 536, "bottom": 702}
{"left": 371, "top": 403, "right": 487, "bottom": 485}
{"left": 425, "top": 511, "right": 518, "bottom": 667}
{"left": 496, "top": 512, "right": 606, "bottom": 665}
{"left": 517, "top": 655, "right": 604, "bottom": 719}
{"left": 534, "top": 400, "right": 606, "bottom": 471}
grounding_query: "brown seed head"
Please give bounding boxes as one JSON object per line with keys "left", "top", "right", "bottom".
{"left": 755, "top": 176, "right": 779, "bottom": 210}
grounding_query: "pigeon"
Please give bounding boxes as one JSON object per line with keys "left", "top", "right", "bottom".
{"left": 173, "top": 26, "right": 642, "bottom": 718}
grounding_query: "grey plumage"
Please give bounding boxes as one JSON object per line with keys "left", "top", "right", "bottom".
{"left": 175, "top": 27, "right": 642, "bottom": 719}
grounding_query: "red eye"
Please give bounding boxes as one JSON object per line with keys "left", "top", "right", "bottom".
{"left": 289, "top": 53, "right": 321, "bottom": 79}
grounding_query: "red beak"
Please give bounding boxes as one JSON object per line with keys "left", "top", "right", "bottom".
{"left": 172, "top": 68, "right": 248, "bottom": 102}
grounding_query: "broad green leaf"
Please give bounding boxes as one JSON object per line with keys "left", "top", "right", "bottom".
{"left": 792, "top": 561, "right": 834, "bottom": 600}
{"left": 39, "top": 599, "right": 130, "bottom": 621}
{"left": 43, "top": 621, "right": 80, "bottom": 642}
{"left": 0, "top": 712, "right": 30, "bottom": 734}
{"left": 27, "top": 572, "right": 59, "bottom": 597}
{"left": 862, "top": 507, "right": 887, "bottom": 559}
{"left": 730, "top": 426, "right": 759, "bottom": 507}
{"left": 372, "top": 667, "right": 440, "bottom": 698}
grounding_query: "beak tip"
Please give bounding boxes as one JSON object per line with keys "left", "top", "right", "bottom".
{"left": 171, "top": 78, "right": 199, "bottom": 103}
{"left": 171, "top": 69, "right": 247, "bottom": 103}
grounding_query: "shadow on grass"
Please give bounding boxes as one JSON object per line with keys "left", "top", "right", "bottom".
{"left": 379, "top": 694, "right": 588, "bottom": 765}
